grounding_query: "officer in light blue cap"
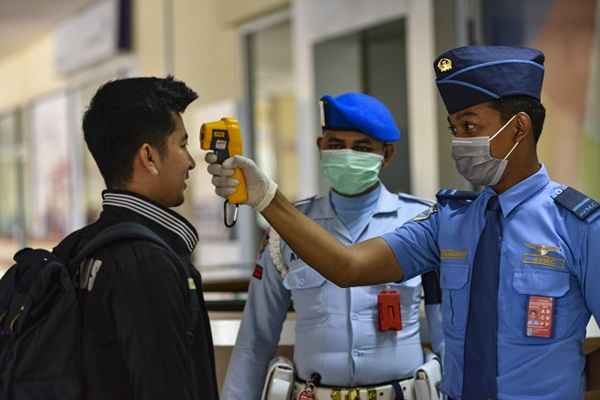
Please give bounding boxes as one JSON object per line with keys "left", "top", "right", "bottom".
{"left": 222, "top": 92, "right": 444, "bottom": 400}
{"left": 383, "top": 46, "right": 600, "bottom": 399}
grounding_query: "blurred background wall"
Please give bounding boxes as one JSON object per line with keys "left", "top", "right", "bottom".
{"left": 2, "top": 0, "right": 599, "bottom": 275}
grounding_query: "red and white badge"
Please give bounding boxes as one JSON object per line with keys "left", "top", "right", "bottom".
{"left": 526, "top": 296, "right": 554, "bottom": 338}
{"left": 378, "top": 290, "right": 402, "bottom": 331}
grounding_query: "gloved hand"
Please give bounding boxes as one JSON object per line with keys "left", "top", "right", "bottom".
{"left": 205, "top": 153, "right": 278, "bottom": 212}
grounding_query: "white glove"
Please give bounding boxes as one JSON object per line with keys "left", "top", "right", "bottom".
{"left": 205, "top": 153, "right": 278, "bottom": 212}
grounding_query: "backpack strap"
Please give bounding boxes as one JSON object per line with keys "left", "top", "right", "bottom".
{"left": 72, "top": 222, "right": 200, "bottom": 340}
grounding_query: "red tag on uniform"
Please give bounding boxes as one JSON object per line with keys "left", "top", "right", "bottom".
{"left": 526, "top": 296, "right": 554, "bottom": 338}
{"left": 378, "top": 290, "right": 402, "bottom": 331}
{"left": 252, "top": 264, "right": 263, "bottom": 280}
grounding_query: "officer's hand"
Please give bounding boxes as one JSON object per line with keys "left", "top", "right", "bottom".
{"left": 205, "top": 153, "right": 278, "bottom": 212}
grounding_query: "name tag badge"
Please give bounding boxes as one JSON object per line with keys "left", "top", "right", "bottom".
{"left": 526, "top": 296, "right": 554, "bottom": 338}
{"left": 378, "top": 290, "right": 402, "bottom": 331}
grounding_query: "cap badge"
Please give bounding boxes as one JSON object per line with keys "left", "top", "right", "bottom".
{"left": 437, "top": 58, "right": 453, "bottom": 72}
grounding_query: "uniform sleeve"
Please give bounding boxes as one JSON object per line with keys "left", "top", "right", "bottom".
{"left": 381, "top": 207, "right": 441, "bottom": 281}
{"left": 222, "top": 243, "right": 292, "bottom": 400}
{"left": 111, "top": 245, "right": 199, "bottom": 400}
{"left": 577, "top": 216, "right": 600, "bottom": 320}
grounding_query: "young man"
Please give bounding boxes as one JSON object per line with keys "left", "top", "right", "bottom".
{"left": 55, "top": 76, "right": 218, "bottom": 400}
{"left": 222, "top": 93, "right": 443, "bottom": 400}
{"left": 207, "top": 47, "right": 600, "bottom": 399}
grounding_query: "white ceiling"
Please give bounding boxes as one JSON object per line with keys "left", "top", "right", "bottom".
{"left": 0, "top": 0, "right": 97, "bottom": 60}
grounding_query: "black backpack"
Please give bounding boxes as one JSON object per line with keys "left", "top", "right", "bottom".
{"left": 0, "top": 222, "right": 198, "bottom": 400}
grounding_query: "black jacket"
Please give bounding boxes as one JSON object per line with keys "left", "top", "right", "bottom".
{"left": 55, "top": 190, "right": 218, "bottom": 400}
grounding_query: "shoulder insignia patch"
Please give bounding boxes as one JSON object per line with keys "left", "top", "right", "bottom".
{"left": 436, "top": 188, "right": 478, "bottom": 207}
{"left": 436, "top": 188, "right": 478, "bottom": 201}
{"left": 553, "top": 186, "right": 600, "bottom": 221}
{"left": 413, "top": 204, "right": 438, "bottom": 222}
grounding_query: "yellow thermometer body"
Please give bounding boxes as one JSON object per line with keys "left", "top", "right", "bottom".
{"left": 200, "top": 117, "right": 248, "bottom": 205}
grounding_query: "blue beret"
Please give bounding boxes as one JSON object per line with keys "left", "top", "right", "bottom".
{"left": 434, "top": 46, "right": 545, "bottom": 114}
{"left": 320, "top": 92, "right": 401, "bottom": 142}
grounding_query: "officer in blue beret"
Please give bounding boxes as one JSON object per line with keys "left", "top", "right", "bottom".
{"left": 208, "top": 46, "right": 600, "bottom": 400}
{"left": 222, "top": 92, "right": 444, "bottom": 400}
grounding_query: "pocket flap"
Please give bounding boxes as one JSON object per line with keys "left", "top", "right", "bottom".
{"left": 283, "top": 266, "right": 327, "bottom": 289}
{"left": 513, "top": 268, "right": 570, "bottom": 297}
{"left": 440, "top": 264, "right": 469, "bottom": 289}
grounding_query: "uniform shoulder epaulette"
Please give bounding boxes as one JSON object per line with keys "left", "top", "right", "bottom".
{"left": 553, "top": 186, "right": 600, "bottom": 221}
{"left": 293, "top": 195, "right": 320, "bottom": 214}
{"left": 294, "top": 195, "right": 318, "bottom": 206}
{"left": 397, "top": 192, "right": 435, "bottom": 207}
{"left": 436, "top": 188, "right": 478, "bottom": 202}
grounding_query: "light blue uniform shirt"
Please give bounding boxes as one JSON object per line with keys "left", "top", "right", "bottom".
{"left": 223, "top": 184, "right": 444, "bottom": 400}
{"left": 382, "top": 165, "right": 600, "bottom": 400}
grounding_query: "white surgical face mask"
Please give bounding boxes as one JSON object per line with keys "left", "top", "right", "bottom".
{"left": 451, "top": 114, "right": 520, "bottom": 186}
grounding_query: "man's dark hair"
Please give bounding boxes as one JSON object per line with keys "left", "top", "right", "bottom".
{"left": 83, "top": 76, "right": 198, "bottom": 188}
{"left": 489, "top": 95, "right": 546, "bottom": 143}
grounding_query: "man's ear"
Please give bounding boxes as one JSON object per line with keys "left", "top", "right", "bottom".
{"left": 138, "top": 143, "right": 160, "bottom": 175}
{"left": 515, "top": 112, "right": 532, "bottom": 143}
{"left": 382, "top": 143, "right": 396, "bottom": 167}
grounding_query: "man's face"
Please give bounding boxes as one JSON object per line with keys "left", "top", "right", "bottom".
{"left": 154, "top": 113, "right": 196, "bottom": 207}
{"left": 447, "top": 102, "right": 517, "bottom": 160}
{"left": 317, "top": 130, "right": 390, "bottom": 162}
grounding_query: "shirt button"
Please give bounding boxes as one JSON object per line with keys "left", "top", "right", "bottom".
{"left": 353, "top": 350, "right": 361, "bottom": 356}
{"left": 351, "top": 314, "right": 358, "bottom": 320}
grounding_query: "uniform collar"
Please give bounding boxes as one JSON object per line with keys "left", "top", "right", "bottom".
{"left": 484, "top": 164, "right": 550, "bottom": 218}
{"left": 374, "top": 184, "right": 403, "bottom": 215}
{"left": 330, "top": 184, "right": 380, "bottom": 213}
{"left": 314, "top": 184, "right": 400, "bottom": 220}
{"left": 101, "top": 190, "right": 199, "bottom": 254}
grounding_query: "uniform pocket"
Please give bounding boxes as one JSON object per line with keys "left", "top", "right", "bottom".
{"left": 512, "top": 267, "right": 569, "bottom": 297}
{"left": 440, "top": 263, "right": 470, "bottom": 331}
{"left": 510, "top": 265, "right": 580, "bottom": 340}
{"left": 363, "top": 279, "right": 422, "bottom": 321}
{"left": 441, "top": 264, "right": 469, "bottom": 289}
{"left": 283, "top": 265, "right": 328, "bottom": 327}
{"left": 283, "top": 265, "right": 327, "bottom": 290}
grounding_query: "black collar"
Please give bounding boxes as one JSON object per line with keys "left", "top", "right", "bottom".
{"left": 100, "top": 190, "right": 199, "bottom": 255}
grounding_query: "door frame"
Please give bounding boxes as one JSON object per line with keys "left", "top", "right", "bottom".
{"left": 294, "top": 0, "right": 439, "bottom": 199}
